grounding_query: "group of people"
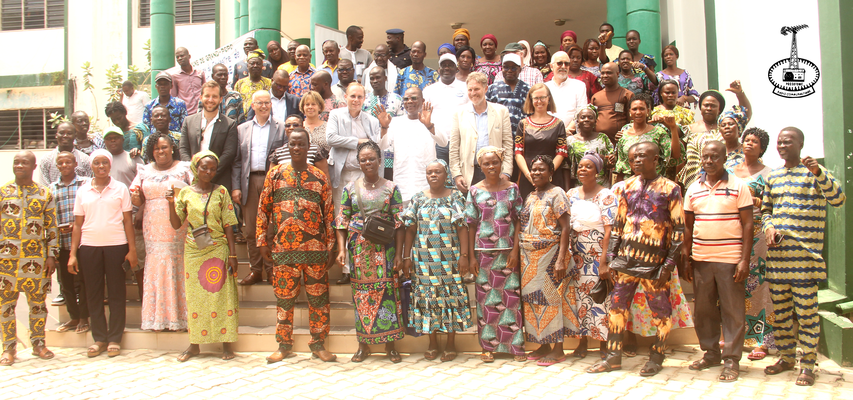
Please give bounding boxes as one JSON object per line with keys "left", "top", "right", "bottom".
{"left": 0, "top": 22, "right": 844, "bottom": 389}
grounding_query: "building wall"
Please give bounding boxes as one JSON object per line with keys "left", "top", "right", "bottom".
{"left": 0, "top": 29, "right": 64, "bottom": 76}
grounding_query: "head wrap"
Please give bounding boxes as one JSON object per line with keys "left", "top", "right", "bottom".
{"left": 580, "top": 151, "right": 604, "bottom": 173}
{"left": 476, "top": 145, "right": 505, "bottom": 164}
{"left": 90, "top": 149, "right": 113, "bottom": 166}
{"left": 247, "top": 49, "right": 266, "bottom": 60}
{"left": 190, "top": 150, "right": 219, "bottom": 184}
{"left": 427, "top": 159, "right": 454, "bottom": 189}
{"left": 574, "top": 104, "right": 598, "bottom": 121}
{"left": 698, "top": 90, "right": 726, "bottom": 113}
{"left": 452, "top": 28, "right": 470, "bottom": 42}
{"left": 480, "top": 34, "right": 498, "bottom": 48}
{"left": 534, "top": 41, "right": 547, "bottom": 49}
{"left": 717, "top": 105, "right": 749, "bottom": 133}
{"left": 518, "top": 40, "right": 532, "bottom": 66}
{"left": 437, "top": 43, "right": 456, "bottom": 56}
{"left": 561, "top": 30, "right": 577, "bottom": 43}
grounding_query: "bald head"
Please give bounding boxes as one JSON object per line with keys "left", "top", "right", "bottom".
{"left": 310, "top": 70, "right": 332, "bottom": 97}
{"left": 12, "top": 150, "right": 37, "bottom": 181}
{"left": 599, "top": 62, "right": 620, "bottom": 88}
{"left": 175, "top": 47, "right": 191, "bottom": 68}
{"left": 411, "top": 41, "right": 426, "bottom": 65}
{"left": 703, "top": 140, "right": 726, "bottom": 154}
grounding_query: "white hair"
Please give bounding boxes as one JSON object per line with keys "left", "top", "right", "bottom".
{"left": 252, "top": 90, "right": 271, "bottom": 102}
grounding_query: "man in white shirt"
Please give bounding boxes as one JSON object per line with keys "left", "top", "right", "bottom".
{"left": 423, "top": 53, "right": 470, "bottom": 163}
{"left": 545, "top": 51, "right": 588, "bottom": 128}
{"left": 120, "top": 81, "right": 149, "bottom": 125}
{"left": 340, "top": 25, "right": 373, "bottom": 83}
{"left": 361, "top": 44, "right": 397, "bottom": 96}
{"left": 377, "top": 87, "right": 447, "bottom": 204}
{"left": 232, "top": 90, "right": 286, "bottom": 285}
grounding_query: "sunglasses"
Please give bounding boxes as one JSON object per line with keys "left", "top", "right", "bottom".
{"left": 402, "top": 96, "right": 420, "bottom": 102}
{"left": 555, "top": 61, "right": 570, "bottom": 67}
{"left": 285, "top": 123, "right": 301, "bottom": 128}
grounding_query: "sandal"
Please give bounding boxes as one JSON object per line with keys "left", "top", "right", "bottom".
{"left": 32, "top": 346, "right": 54, "bottom": 360}
{"left": 0, "top": 351, "right": 14, "bottom": 366}
{"left": 107, "top": 343, "right": 121, "bottom": 357}
{"left": 75, "top": 323, "right": 90, "bottom": 334}
{"left": 764, "top": 359, "right": 796, "bottom": 375}
{"left": 526, "top": 347, "right": 550, "bottom": 361}
{"left": 796, "top": 369, "right": 815, "bottom": 386}
{"left": 689, "top": 358, "right": 721, "bottom": 371}
{"left": 639, "top": 359, "right": 664, "bottom": 376}
{"left": 56, "top": 321, "right": 78, "bottom": 333}
{"left": 424, "top": 349, "right": 439, "bottom": 361}
{"left": 587, "top": 359, "right": 621, "bottom": 373}
{"left": 537, "top": 355, "right": 566, "bottom": 367}
{"left": 599, "top": 348, "right": 609, "bottom": 360}
{"left": 388, "top": 349, "right": 402, "bottom": 364}
{"left": 513, "top": 355, "right": 528, "bottom": 362}
{"left": 747, "top": 348, "right": 767, "bottom": 360}
{"left": 87, "top": 343, "right": 106, "bottom": 358}
{"left": 480, "top": 351, "right": 494, "bottom": 363}
{"left": 623, "top": 344, "right": 637, "bottom": 358}
{"left": 440, "top": 350, "right": 457, "bottom": 362}
{"left": 351, "top": 347, "right": 371, "bottom": 363}
{"left": 719, "top": 366, "right": 740, "bottom": 382}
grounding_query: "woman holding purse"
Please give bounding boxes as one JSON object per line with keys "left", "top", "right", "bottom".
{"left": 168, "top": 151, "right": 240, "bottom": 362}
{"left": 335, "top": 141, "right": 406, "bottom": 363}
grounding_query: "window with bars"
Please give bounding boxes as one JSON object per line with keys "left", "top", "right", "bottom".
{"left": 1, "top": 0, "right": 63, "bottom": 31}
{"left": 139, "top": 0, "right": 215, "bottom": 27}
{"left": 0, "top": 108, "right": 63, "bottom": 150}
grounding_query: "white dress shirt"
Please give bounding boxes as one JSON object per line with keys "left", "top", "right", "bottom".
{"left": 122, "top": 90, "right": 150, "bottom": 125}
{"left": 344, "top": 111, "right": 368, "bottom": 170}
{"left": 545, "top": 78, "right": 589, "bottom": 125}
{"left": 422, "top": 80, "right": 470, "bottom": 146}
{"left": 379, "top": 116, "right": 448, "bottom": 201}
{"left": 200, "top": 114, "right": 217, "bottom": 151}
{"left": 270, "top": 92, "right": 290, "bottom": 121}
{"left": 250, "top": 117, "right": 271, "bottom": 172}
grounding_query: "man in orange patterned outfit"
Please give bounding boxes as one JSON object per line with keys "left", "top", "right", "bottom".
{"left": 257, "top": 129, "right": 337, "bottom": 363}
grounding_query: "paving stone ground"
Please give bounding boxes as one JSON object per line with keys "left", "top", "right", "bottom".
{"left": 2, "top": 344, "right": 851, "bottom": 399}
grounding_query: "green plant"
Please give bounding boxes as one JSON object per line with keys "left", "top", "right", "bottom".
{"left": 48, "top": 112, "right": 68, "bottom": 128}
{"left": 104, "top": 64, "right": 124, "bottom": 103}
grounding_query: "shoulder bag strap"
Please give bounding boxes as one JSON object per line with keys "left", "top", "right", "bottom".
{"left": 188, "top": 185, "right": 218, "bottom": 230}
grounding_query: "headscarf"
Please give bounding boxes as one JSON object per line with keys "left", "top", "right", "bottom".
{"left": 561, "top": 30, "right": 577, "bottom": 44}
{"left": 476, "top": 145, "right": 505, "bottom": 165}
{"left": 518, "top": 40, "right": 532, "bottom": 66}
{"left": 190, "top": 150, "right": 219, "bottom": 184}
{"left": 574, "top": 104, "right": 598, "bottom": 121}
{"left": 453, "top": 28, "right": 470, "bottom": 42}
{"left": 580, "top": 151, "right": 604, "bottom": 173}
{"left": 698, "top": 90, "right": 726, "bottom": 113}
{"left": 437, "top": 43, "right": 456, "bottom": 56}
{"left": 717, "top": 105, "right": 749, "bottom": 133}
{"left": 480, "top": 34, "right": 498, "bottom": 48}
{"left": 247, "top": 49, "right": 266, "bottom": 60}
{"left": 427, "top": 159, "right": 454, "bottom": 189}
{"left": 90, "top": 149, "right": 113, "bottom": 166}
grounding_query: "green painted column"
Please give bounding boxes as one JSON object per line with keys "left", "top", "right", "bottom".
{"left": 703, "top": 0, "right": 719, "bottom": 89}
{"left": 310, "top": 0, "right": 338, "bottom": 65}
{"left": 239, "top": 0, "right": 249, "bottom": 35}
{"left": 626, "top": 0, "right": 660, "bottom": 71}
{"left": 817, "top": 0, "right": 853, "bottom": 366}
{"left": 150, "top": 0, "right": 175, "bottom": 75}
{"left": 234, "top": 0, "right": 241, "bottom": 38}
{"left": 606, "top": 0, "right": 627, "bottom": 51}
{"left": 248, "top": 0, "right": 280, "bottom": 47}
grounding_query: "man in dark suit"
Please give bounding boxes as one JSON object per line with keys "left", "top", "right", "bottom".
{"left": 180, "top": 80, "right": 239, "bottom": 190}
{"left": 232, "top": 90, "right": 287, "bottom": 285}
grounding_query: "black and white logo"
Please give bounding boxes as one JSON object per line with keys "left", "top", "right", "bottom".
{"left": 768, "top": 25, "right": 820, "bottom": 98}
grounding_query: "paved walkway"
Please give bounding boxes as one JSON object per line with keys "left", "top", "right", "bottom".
{"left": 3, "top": 345, "right": 851, "bottom": 399}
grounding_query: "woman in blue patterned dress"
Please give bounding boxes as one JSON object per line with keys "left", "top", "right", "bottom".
{"left": 730, "top": 127, "right": 776, "bottom": 360}
{"left": 336, "top": 141, "right": 405, "bottom": 363}
{"left": 401, "top": 160, "right": 472, "bottom": 362}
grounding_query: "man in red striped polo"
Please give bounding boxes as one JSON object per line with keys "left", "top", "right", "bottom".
{"left": 683, "top": 140, "right": 754, "bottom": 382}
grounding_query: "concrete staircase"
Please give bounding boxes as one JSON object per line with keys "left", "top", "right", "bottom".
{"left": 46, "top": 245, "right": 699, "bottom": 353}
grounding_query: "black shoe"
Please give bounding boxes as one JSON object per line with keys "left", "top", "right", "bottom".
{"left": 337, "top": 273, "right": 351, "bottom": 285}
{"left": 51, "top": 294, "right": 66, "bottom": 306}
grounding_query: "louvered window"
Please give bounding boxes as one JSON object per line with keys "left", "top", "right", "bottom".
{"left": 0, "top": 108, "right": 63, "bottom": 150}
{"left": 1, "top": 0, "right": 64, "bottom": 31}
{"left": 139, "top": 0, "right": 215, "bottom": 27}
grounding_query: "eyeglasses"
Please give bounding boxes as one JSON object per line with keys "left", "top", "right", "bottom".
{"left": 284, "top": 123, "right": 301, "bottom": 128}
{"left": 253, "top": 101, "right": 271, "bottom": 106}
{"left": 532, "top": 96, "right": 549, "bottom": 102}
{"left": 338, "top": 67, "right": 354, "bottom": 72}
{"left": 402, "top": 96, "right": 420, "bottom": 102}
{"left": 554, "top": 61, "right": 570, "bottom": 67}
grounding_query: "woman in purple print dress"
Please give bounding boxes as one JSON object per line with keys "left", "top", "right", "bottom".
{"left": 464, "top": 146, "right": 526, "bottom": 363}
{"left": 654, "top": 45, "right": 700, "bottom": 106}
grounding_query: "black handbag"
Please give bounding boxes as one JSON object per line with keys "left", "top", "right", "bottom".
{"left": 188, "top": 185, "right": 219, "bottom": 250}
{"left": 589, "top": 278, "right": 613, "bottom": 304}
{"left": 355, "top": 179, "right": 396, "bottom": 244}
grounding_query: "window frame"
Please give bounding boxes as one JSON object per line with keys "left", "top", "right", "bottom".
{"left": 1, "top": 0, "right": 64, "bottom": 31}
{"left": 0, "top": 108, "right": 64, "bottom": 150}
{"left": 138, "top": 0, "right": 215, "bottom": 28}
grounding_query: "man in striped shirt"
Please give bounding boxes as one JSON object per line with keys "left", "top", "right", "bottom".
{"left": 682, "top": 141, "right": 753, "bottom": 382}
{"left": 761, "top": 127, "right": 845, "bottom": 386}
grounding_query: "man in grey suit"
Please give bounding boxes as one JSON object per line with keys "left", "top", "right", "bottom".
{"left": 326, "top": 82, "right": 387, "bottom": 283}
{"left": 179, "top": 80, "right": 239, "bottom": 190}
{"left": 232, "top": 90, "right": 287, "bottom": 285}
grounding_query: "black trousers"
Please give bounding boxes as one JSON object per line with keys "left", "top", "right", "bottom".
{"left": 58, "top": 249, "right": 88, "bottom": 320}
{"left": 80, "top": 244, "right": 128, "bottom": 343}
